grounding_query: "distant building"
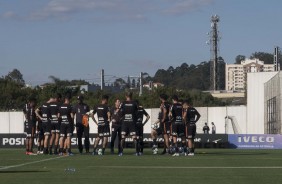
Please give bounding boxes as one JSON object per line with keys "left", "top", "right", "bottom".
{"left": 143, "top": 82, "right": 164, "bottom": 90}
{"left": 225, "top": 58, "right": 275, "bottom": 91}
{"left": 79, "top": 84, "right": 123, "bottom": 93}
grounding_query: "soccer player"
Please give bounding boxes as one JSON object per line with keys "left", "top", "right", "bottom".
{"left": 136, "top": 100, "right": 150, "bottom": 155}
{"left": 36, "top": 112, "right": 44, "bottom": 154}
{"left": 211, "top": 122, "right": 216, "bottom": 134}
{"left": 183, "top": 100, "right": 201, "bottom": 156}
{"left": 151, "top": 108, "right": 162, "bottom": 154}
{"left": 72, "top": 95, "right": 91, "bottom": 154}
{"left": 91, "top": 95, "right": 111, "bottom": 155}
{"left": 36, "top": 98, "right": 53, "bottom": 155}
{"left": 58, "top": 95, "right": 74, "bottom": 156}
{"left": 120, "top": 91, "right": 139, "bottom": 156}
{"left": 49, "top": 93, "right": 62, "bottom": 155}
{"left": 110, "top": 99, "right": 123, "bottom": 154}
{"left": 159, "top": 94, "right": 171, "bottom": 155}
{"left": 203, "top": 123, "right": 210, "bottom": 134}
{"left": 170, "top": 95, "right": 186, "bottom": 156}
{"left": 23, "top": 97, "right": 37, "bottom": 155}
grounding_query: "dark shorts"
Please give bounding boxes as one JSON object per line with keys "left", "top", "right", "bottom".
{"left": 24, "top": 121, "right": 33, "bottom": 138}
{"left": 161, "top": 121, "right": 171, "bottom": 135}
{"left": 51, "top": 123, "right": 60, "bottom": 133}
{"left": 171, "top": 122, "right": 185, "bottom": 137}
{"left": 186, "top": 123, "right": 196, "bottom": 139}
{"left": 60, "top": 123, "right": 72, "bottom": 137}
{"left": 121, "top": 122, "right": 136, "bottom": 136}
{"left": 136, "top": 124, "right": 144, "bottom": 138}
{"left": 42, "top": 122, "right": 51, "bottom": 135}
{"left": 98, "top": 124, "right": 110, "bottom": 137}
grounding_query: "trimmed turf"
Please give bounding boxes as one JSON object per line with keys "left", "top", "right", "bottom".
{"left": 1, "top": 149, "right": 282, "bottom": 184}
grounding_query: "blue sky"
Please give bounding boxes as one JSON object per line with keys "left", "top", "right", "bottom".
{"left": 0, "top": 0, "right": 281, "bottom": 85}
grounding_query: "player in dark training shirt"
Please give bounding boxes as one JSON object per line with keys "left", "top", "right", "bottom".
{"left": 35, "top": 110, "right": 44, "bottom": 154}
{"left": 170, "top": 95, "right": 186, "bottom": 156}
{"left": 159, "top": 94, "right": 171, "bottom": 154}
{"left": 91, "top": 95, "right": 111, "bottom": 155}
{"left": 135, "top": 100, "right": 150, "bottom": 155}
{"left": 36, "top": 97, "right": 53, "bottom": 154}
{"left": 110, "top": 99, "right": 123, "bottom": 154}
{"left": 72, "top": 95, "right": 91, "bottom": 154}
{"left": 23, "top": 97, "right": 37, "bottom": 155}
{"left": 183, "top": 100, "right": 201, "bottom": 156}
{"left": 120, "top": 91, "right": 139, "bottom": 156}
{"left": 58, "top": 96, "right": 74, "bottom": 156}
{"left": 48, "top": 93, "right": 62, "bottom": 155}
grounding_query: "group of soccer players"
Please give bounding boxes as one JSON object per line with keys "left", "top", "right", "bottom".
{"left": 23, "top": 91, "right": 200, "bottom": 157}
{"left": 151, "top": 94, "right": 201, "bottom": 156}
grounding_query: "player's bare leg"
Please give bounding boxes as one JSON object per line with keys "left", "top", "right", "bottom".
{"left": 49, "top": 132, "right": 55, "bottom": 154}
{"left": 93, "top": 137, "right": 101, "bottom": 155}
{"left": 102, "top": 137, "right": 108, "bottom": 155}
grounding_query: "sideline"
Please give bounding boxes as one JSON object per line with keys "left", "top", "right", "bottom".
{"left": 88, "top": 166, "right": 282, "bottom": 169}
{"left": 0, "top": 156, "right": 65, "bottom": 171}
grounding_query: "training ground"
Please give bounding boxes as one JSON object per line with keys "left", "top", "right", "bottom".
{"left": 1, "top": 149, "right": 282, "bottom": 184}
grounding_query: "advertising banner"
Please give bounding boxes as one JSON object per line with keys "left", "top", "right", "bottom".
{"left": 0, "top": 134, "right": 229, "bottom": 148}
{"left": 228, "top": 134, "right": 282, "bottom": 149}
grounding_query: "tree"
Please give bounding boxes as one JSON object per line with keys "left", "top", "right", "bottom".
{"left": 5, "top": 69, "right": 25, "bottom": 86}
{"left": 235, "top": 55, "right": 246, "bottom": 64}
{"left": 250, "top": 52, "right": 273, "bottom": 64}
{"left": 131, "top": 79, "right": 136, "bottom": 88}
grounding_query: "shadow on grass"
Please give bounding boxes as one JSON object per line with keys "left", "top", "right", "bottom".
{"left": 0, "top": 170, "right": 49, "bottom": 174}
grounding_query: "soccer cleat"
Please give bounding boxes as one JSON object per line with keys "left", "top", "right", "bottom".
{"left": 118, "top": 152, "right": 123, "bottom": 157}
{"left": 28, "top": 152, "right": 37, "bottom": 156}
{"left": 92, "top": 151, "right": 96, "bottom": 156}
{"left": 188, "top": 153, "right": 195, "bottom": 156}
{"left": 25, "top": 151, "right": 29, "bottom": 155}
{"left": 54, "top": 150, "right": 58, "bottom": 155}
{"left": 172, "top": 153, "right": 180, "bottom": 157}
{"left": 59, "top": 152, "right": 63, "bottom": 156}
{"left": 68, "top": 152, "right": 74, "bottom": 156}
{"left": 135, "top": 153, "right": 140, "bottom": 156}
{"left": 139, "top": 152, "right": 143, "bottom": 156}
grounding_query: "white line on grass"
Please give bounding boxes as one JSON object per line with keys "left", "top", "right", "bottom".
{"left": 88, "top": 166, "right": 282, "bottom": 169}
{"left": 0, "top": 156, "right": 64, "bottom": 171}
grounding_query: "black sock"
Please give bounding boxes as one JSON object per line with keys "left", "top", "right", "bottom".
{"left": 153, "top": 139, "right": 157, "bottom": 145}
{"left": 120, "top": 139, "right": 125, "bottom": 153}
{"left": 68, "top": 148, "right": 71, "bottom": 153}
{"left": 93, "top": 146, "right": 97, "bottom": 153}
{"left": 54, "top": 145, "right": 58, "bottom": 152}
{"left": 134, "top": 139, "right": 139, "bottom": 153}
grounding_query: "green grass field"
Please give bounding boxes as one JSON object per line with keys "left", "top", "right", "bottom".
{"left": 1, "top": 149, "right": 282, "bottom": 184}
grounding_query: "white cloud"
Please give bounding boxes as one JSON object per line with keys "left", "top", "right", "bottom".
{"left": 1, "top": 0, "right": 214, "bottom": 22}
{"left": 163, "top": 0, "right": 214, "bottom": 15}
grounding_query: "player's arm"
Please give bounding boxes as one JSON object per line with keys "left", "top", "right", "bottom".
{"left": 23, "top": 104, "right": 29, "bottom": 121}
{"left": 35, "top": 107, "right": 42, "bottom": 120}
{"left": 107, "top": 111, "right": 111, "bottom": 122}
{"left": 142, "top": 109, "right": 150, "bottom": 126}
{"left": 161, "top": 105, "right": 166, "bottom": 123}
{"left": 182, "top": 109, "right": 187, "bottom": 124}
{"left": 90, "top": 109, "right": 98, "bottom": 126}
{"left": 194, "top": 108, "right": 201, "bottom": 123}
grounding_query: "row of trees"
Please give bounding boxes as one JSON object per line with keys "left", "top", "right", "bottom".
{"left": 0, "top": 69, "right": 227, "bottom": 111}
{"left": 1, "top": 51, "right": 273, "bottom": 110}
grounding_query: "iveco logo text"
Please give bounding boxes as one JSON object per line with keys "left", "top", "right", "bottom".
{"left": 238, "top": 136, "right": 274, "bottom": 143}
